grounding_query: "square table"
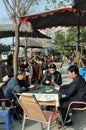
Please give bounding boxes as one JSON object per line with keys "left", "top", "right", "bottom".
{"left": 24, "top": 85, "right": 60, "bottom": 110}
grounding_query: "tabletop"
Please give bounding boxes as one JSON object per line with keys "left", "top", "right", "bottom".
{"left": 28, "top": 85, "right": 59, "bottom": 94}
{"left": 25, "top": 85, "right": 60, "bottom": 107}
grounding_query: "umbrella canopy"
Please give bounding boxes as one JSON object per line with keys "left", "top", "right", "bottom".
{"left": 19, "top": 4, "right": 86, "bottom": 58}
{"left": 73, "top": 0, "right": 86, "bottom": 11}
{"left": 19, "top": 7, "right": 86, "bottom": 30}
{"left": 19, "top": 3, "right": 86, "bottom": 67}
{"left": 42, "top": 42, "right": 57, "bottom": 49}
{"left": 20, "top": 38, "right": 43, "bottom": 48}
{"left": 0, "top": 24, "right": 51, "bottom": 39}
{"left": 32, "top": 48, "right": 42, "bottom": 52}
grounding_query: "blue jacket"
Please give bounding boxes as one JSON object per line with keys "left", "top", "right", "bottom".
{"left": 4, "top": 76, "right": 29, "bottom": 99}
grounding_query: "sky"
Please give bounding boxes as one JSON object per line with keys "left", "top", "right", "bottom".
{"left": 0, "top": 0, "right": 72, "bottom": 45}
{"left": 0, "top": 0, "right": 11, "bottom": 45}
{"left": 0, "top": 0, "right": 58, "bottom": 45}
{"left": 0, "top": 0, "right": 9, "bottom": 24}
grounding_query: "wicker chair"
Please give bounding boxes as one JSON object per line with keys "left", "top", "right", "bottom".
{"left": 16, "top": 93, "right": 60, "bottom": 130}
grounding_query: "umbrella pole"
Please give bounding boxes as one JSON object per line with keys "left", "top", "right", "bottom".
{"left": 76, "top": 15, "right": 80, "bottom": 67}
{"left": 25, "top": 38, "right": 27, "bottom": 58}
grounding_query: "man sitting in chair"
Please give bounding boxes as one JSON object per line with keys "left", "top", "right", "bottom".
{"left": 4, "top": 69, "right": 36, "bottom": 119}
{"left": 42, "top": 63, "right": 62, "bottom": 85}
{"left": 4, "top": 69, "right": 35, "bottom": 98}
{"left": 55, "top": 65, "right": 86, "bottom": 126}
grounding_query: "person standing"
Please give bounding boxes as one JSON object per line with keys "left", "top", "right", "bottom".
{"left": 7, "top": 53, "right": 13, "bottom": 77}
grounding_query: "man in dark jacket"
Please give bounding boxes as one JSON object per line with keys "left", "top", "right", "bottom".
{"left": 4, "top": 69, "right": 35, "bottom": 99}
{"left": 4, "top": 69, "right": 35, "bottom": 119}
{"left": 55, "top": 65, "right": 86, "bottom": 125}
{"left": 42, "top": 63, "right": 62, "bottom": 85}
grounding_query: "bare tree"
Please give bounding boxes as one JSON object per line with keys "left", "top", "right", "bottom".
{"left": 3, "top": 0, "right": 38, "bottom": 75}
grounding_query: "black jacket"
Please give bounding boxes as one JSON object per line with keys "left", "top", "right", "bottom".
{"left": 42, "top": 70, "right": 62, "bottom": 85}
{"left": 60, "top": 75, "right": 86, "bottom": 102}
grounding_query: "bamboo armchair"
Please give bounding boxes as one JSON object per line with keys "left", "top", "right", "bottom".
{"left": 16, "top": 93, "right": 60, "bottom": 130}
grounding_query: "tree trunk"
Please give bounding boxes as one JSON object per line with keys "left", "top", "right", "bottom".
{"left": 13, "top": 24, "right": 20, "bottom": 75}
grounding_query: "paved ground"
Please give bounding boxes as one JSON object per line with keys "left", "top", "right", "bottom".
{"left": 0, "top": 62, "right": 86, "bottom": 130}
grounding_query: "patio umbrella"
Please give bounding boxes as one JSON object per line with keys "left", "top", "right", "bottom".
{"left": 73, "top": 0, "right": 86, "bottom": 11}
{"left": 19, "top": 5, "right": 86, "bottom": 55}
{"left": 42, "top": 42, "right": 57, "bottom": 49}
{"left": 19, "top": 0, "right": 86, "bottom": 29}
{"left": 19, "top": 38, "right": 43, "bottom": 57}
{"left": 20, "top": 38, "right": 43, "bottom": 48}
{"left": 0, "top": 24, "right": 51, "bottom": 39}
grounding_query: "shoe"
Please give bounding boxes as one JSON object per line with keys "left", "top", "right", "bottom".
{"left": 64, "top": 119, "right": 73, "bottom": 126}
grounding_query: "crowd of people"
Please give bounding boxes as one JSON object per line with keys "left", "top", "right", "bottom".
{"left": 2, "top": 53, "right": 86, "bottom": 126}
{"left": 17, "top": 54, "right": 61, "bottom": 84}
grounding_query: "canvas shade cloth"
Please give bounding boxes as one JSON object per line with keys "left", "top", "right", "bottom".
{"left": 19, "top": 38, "right": 43, "bottom": 48}
{"left": 19, "top": 8, "right": 86, "bottom": 30}
{"left": 73, "top": 0, "right": 86, "bottom": 11}
{"left": 42, "top": 43, "right": 57, "bottom": 49}
{"left": 19, "top": 0, "right": 86, "bottom": 45}
{"left": 19, "top": 7, "right": 86, "bottom": 49}
{"left": 0, "top": 24, "right": 51, "bottom": 39}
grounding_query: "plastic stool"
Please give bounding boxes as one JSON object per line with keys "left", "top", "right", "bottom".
{"left": 0, "top": 107, "right": 12, "bottom": 130}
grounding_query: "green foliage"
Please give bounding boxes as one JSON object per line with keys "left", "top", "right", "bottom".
{"left": 58, "top": 1, "right": 64, "bottom": 8}
{"left": 53, "top": 26, "right": 86, "bottom": 54}
{"left": 0, "top": 43, "right": 11, "bottom": 54}
{"left": 66, "top": 27, "right": 77, "bottom": 43}
{"left": 53, "top": 29, "right": 65, "bottom": 52}
{"left": 45, "top": 0, "right": 73, "bottom": 9}
{"left": 80, "top": 27, "right": 86, "bottom": 40}
{"left": 66, "top": 27, "right": 86, "bottom": 43}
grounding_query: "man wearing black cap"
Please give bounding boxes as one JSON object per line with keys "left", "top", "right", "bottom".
{"left": 42, "top": 63, "right": 62, "bottom": 85}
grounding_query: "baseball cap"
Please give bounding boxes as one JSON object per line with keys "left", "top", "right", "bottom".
{"left": 49, "top": 64, "right": 56, "bottom": 69}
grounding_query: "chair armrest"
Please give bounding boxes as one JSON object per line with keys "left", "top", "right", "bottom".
{"left": 48, "top": 110, "right": 61, "bottom": 122}
{"left": 69, "top": 101, "right": 86, "bottom": 108}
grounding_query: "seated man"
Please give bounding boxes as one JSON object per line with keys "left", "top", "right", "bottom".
{"left": 42, "top": 63, "right": 62, "bottom": 85}
{"left": 4, "top": 69, "right": 35, "bottom": 99}
{"left": 55, "top": 65, "right": 86, "bottom": 126}
{"left": 4, "top": 69, "right": 35, "bottom": 119}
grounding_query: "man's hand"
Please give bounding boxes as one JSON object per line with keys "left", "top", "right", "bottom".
{"left": 45, "top": 80, "right": 50, "bottom": 84}
{"left": 54, "top": 85, "right": 60, "bottom": 91}
{"left": 29, "top": 84, "right": 37, "bottom": 90}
